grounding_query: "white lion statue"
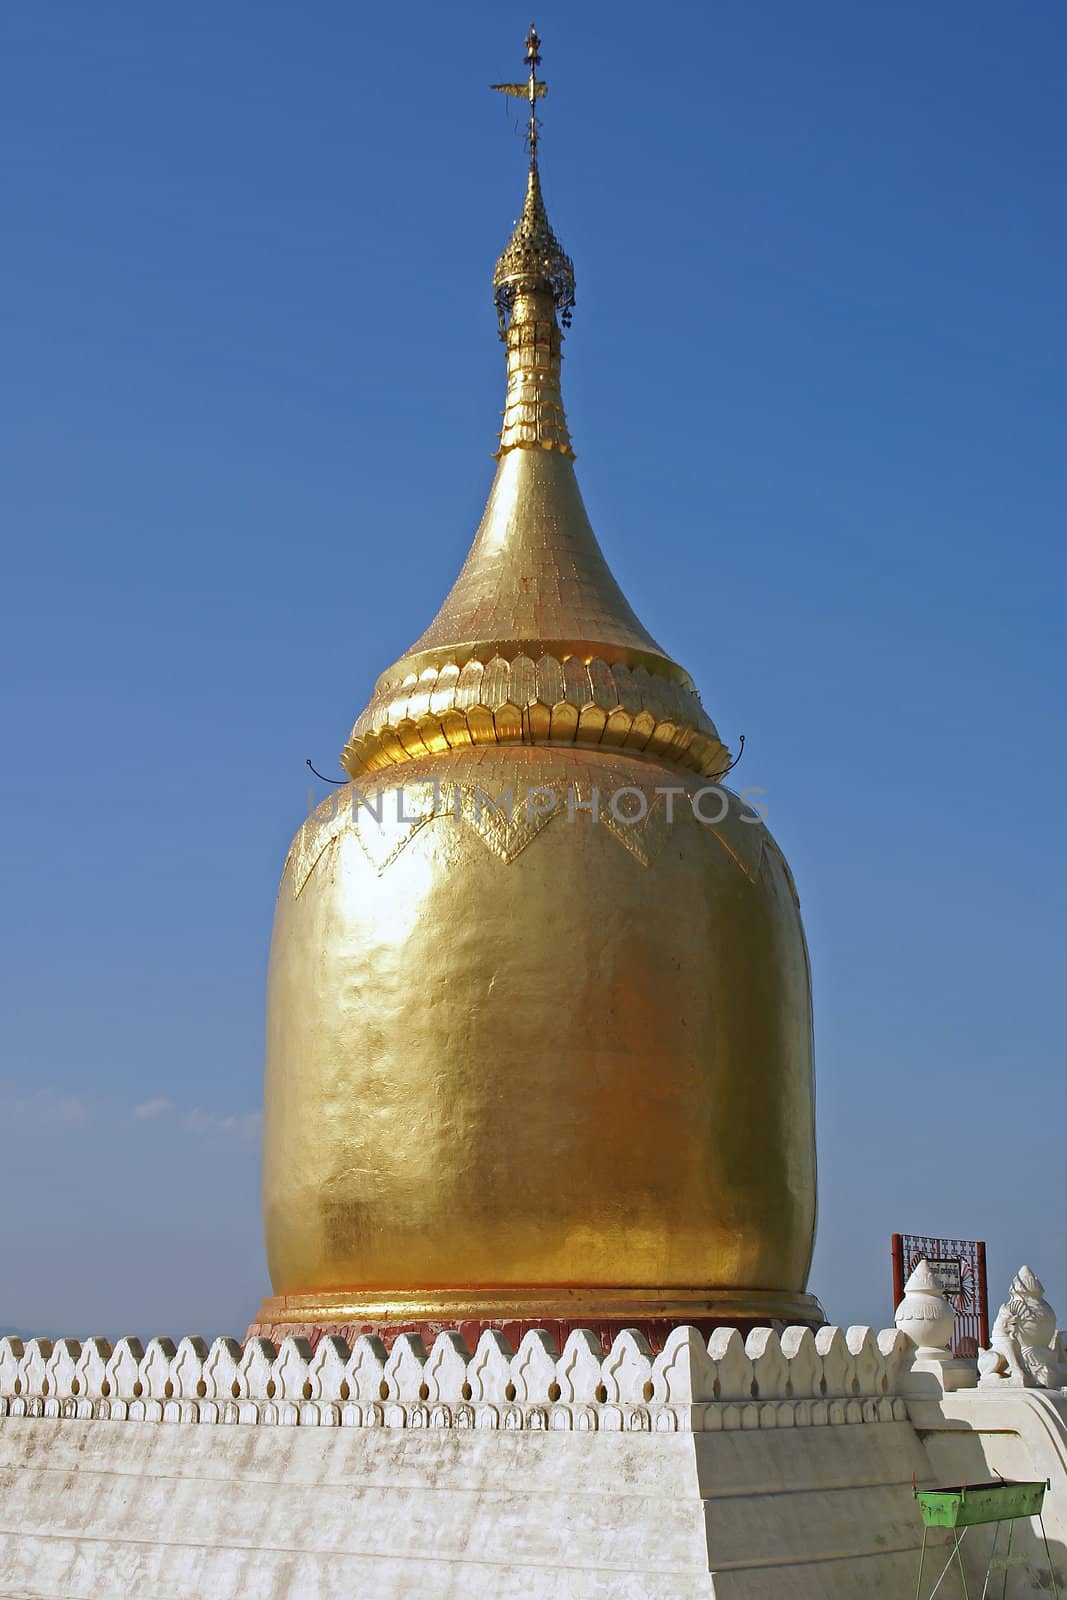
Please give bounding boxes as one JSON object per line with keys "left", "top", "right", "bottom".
{"left": 978, "top": 1266, "right": 1067, "bottom": 1389}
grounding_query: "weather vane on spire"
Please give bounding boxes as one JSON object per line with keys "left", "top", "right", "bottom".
{"left": 491, "top": 23, "right": 548, "bottom": 161}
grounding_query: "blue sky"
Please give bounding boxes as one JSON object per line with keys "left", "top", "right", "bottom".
{"left": 2, "top": 0, "right": 1064, "bottom": 1340}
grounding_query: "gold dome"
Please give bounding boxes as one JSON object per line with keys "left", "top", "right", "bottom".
{"left": 257, "top": 31, "right": 821, "bottom": 1343}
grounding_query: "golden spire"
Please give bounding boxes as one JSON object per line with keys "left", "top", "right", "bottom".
{"left": 491, "top": 26, "right": 575, "bottom": 456}
{"left": 341, "top": 28, "right": 730, "bottom": 783}
{"left": 492, "top": 159, "right": 574, "bottom": 458}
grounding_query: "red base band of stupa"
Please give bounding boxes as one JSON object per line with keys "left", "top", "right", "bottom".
{"left": 248, "top": 1288, "right": 826, "bottom": 1353}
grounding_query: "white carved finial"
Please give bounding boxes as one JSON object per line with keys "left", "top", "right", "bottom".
{"left": 893, "top": 1259, "right": 979, "bottom": 1393}
{"left": 780, "top": 1327, "right": 821, "bottom": 1399}
{"left": 383, "top": 1335, "right": 428, "bottom": 1404}
{"left": 273, "top": 1337, "right": 314, "bottom": 1403}
{"left": 555, "top": 1330, "right": 603, "bottom": 1406}
{"left": 140, "top": 1338, "right": 177, "bottom": 1401}
{"left": 708, "top": 1328, "right": 754, "bottom": 1401}
{"left": 510, "top": 1330, "right": 559, "bottom": 1405}
{"left": 846, "top": 1328, "right": 883, "bottom": 1395}
{"left": 746, "top": 1329, "right": 788, "bottom": 1400}
{"left": 814, "top": 1326, "right": 854, "bottom": 1397}
{"left": 467, "top": 1331, "right": 513, "bottom": 1406}
{"left": 876, "top": 1327, "right": 913, "bottom": 1393}
{"left": 238, "top": 1338, "right": 276, "bottom": 1402}
{"left": 46, "top": 1340, "right": 82, "bottom": 1401}
{"left": 307, "top": 1336, "right": 350, "bottom": 1403}
{"left": 346, "top": 1336, "right": 388, "bottom": 1405}
{"left": 169, "top": 1337, "right": 208, "bottom": 1402}
{"left": 423, "top": 1332, "right": 470, "bottom": 1406}
{"left": 650, "top": 1326, "right": 717, "bottom": 1405}
{"left": 75, "top": 1338, "right": 112, "bottom": 1402}
{"left": 0, "top": 1338, "right": 24, "bottom": 1398}
{"left": 19, "top": 1339, "right": 53, "bottom": 1399}
{"left": 202, "top": 1338, "right": 242, "bottom": 1401}
{"left": 894, "top": 1259, "right": 954, "bottom": 1355}
{"left": 602, "top": 1329, "right": 654, "bottom": 1406}
{"left": 105, "top": 1338, "right": 145, "bottom": 1403}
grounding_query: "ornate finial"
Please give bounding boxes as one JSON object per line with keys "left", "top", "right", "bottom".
{"left": 491, "top": 26, "right": 575, "bottom": 336}
{"left": 491, "top": 22, "right": 547, "bottom": 161}
{"left": 894, "top": 1259, "right": 955, "bottom": 1356}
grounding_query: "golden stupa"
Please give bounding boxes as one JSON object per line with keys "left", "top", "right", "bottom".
{"left": 254, "top": 28, "right": 821, "bottom": 1347}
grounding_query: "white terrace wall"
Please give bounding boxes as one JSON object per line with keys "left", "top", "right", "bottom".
{"left": 0, "top": 1325, "right": 1065, "bottom": 1598}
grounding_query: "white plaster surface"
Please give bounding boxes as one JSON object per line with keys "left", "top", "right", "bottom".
{"left": 1, "top": 1327, "right": 1065, "bottom": 1597}
{"left": 0, "top": 1414, "right": 929, "bottom": 1599}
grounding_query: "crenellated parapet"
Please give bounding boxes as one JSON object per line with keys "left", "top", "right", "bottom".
{"left": 0, "top": 1325, "right": 914, "bottom": 1433}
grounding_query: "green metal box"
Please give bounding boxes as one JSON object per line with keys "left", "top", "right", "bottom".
{"left": 915, "top": 1480, "right": 1048, "bottom": 1529}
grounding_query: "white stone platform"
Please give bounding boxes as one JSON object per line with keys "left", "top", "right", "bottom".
{"left": 1, "top": 1326, "right": 1065, "bottom": 1598}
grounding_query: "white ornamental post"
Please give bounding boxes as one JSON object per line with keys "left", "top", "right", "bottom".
{"left": 895, "top": 1259, "right": 976, "bottom": 1393}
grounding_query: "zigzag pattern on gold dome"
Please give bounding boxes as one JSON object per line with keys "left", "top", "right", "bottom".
{"left": 286, "top": 777, "right": 764, "bottom": 897}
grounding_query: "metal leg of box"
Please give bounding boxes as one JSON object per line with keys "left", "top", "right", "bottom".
{"left": 921, "top": 1527, "right": 972, "bottom": 1599}
{"left": 1038, "top": 1516, "right": 1060, "bottom": 1600}
{"left": 978, "top": 1519, "right": 999, "bottom": 1600}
